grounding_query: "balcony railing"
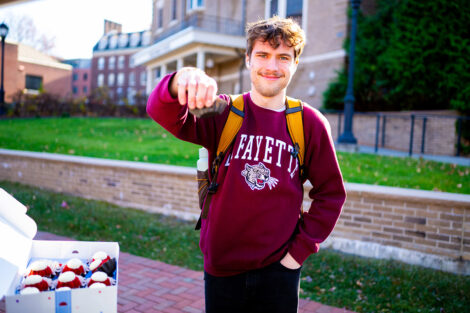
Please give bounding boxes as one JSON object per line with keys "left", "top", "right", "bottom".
{"left": 154, "top": 14, "right": 244, "bottom": 44}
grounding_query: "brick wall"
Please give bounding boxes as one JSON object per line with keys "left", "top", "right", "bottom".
{"left": 1, "top": 149, "right": 469, "bottom": 273}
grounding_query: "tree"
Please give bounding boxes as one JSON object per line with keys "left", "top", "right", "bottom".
{"left": 323, "top": 0, "right": 470, "bottom": 113}
{"left": 0, "top": 13, "right": 56, "bottom": 55}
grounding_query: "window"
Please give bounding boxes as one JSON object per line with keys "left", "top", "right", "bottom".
{"left": 73, "top": 86, "right": 78, "bottom": 94}
{"left": 98, "top": 74, "right": 104, "bottom": 87}
{"left": 108, "top": 73, "right": 115, "bottom": 86}
{"left": 117, "top": 73, "right": 125, "bottom": 86}
{"left": 129, "top": 72, "right": 135, "bottom": 86}
{"left": 130, "top": 33, "right": 140, "bottom": 47}
{"left": 117, "top": 87, "right": 124, "bottom": 98}
{"left": 286, "top": 0, "right": 303, "bottom": 23}
{"left": 83, "top": 73, "right": 88, "bottom": 81}
{"left": 108, "top": 56, "right": 115, "bottom": 70}
{"left": 127, "top": 87, "right": 135, "bottom": 105}
{"left": 119, "top": 34, "right": 128, "bottom": 48}
{"left": 158, "top": 8, "right": 163, "bottom": 29}
{"left": 98, "top": 37, "right": 108, "bottom": 50}
{"left": 142, "top": 31, "right": 151, "bottom": 46}
{"left": 171, "top": 0, "right": 177, "bottom": 20}
{"left": 118, "top": 56, "right": 125, "bottom": 69}
{"left": 154, "top": 66, "right": 161, "bottom": 79}
{"left": 109, "top": 35, "right": 118, "bottom": 49}
{"left": 266, "top": 0, "right": 303, "bottom": 25}
{"left": 73, "top": 73, "right": 78, "bottom": 81}
{"left": 83, "top": 86, "right": 88, "bottom": 94}
{"left": 270, "top": 0, "right": 278, "bottom": 17}
{"left": 98, "top": 57, "right": 105, "bottom": 70}
{"left": 25, "top": 75, "right": 42, "bottom": 90}
{"left": 140, "top": 71, "right": 147, "bottom": 86}
{"left": 187, "top": 0, "right": 204, "bottom": 11}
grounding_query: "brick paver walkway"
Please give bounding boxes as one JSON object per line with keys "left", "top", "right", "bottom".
{"left": 0, "top": 232, "right": 355, "bottom": 313}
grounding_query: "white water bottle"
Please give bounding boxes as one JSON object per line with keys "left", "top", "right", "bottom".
{"left": 197, "top": 148, "right": 208, "bottom": 172}
{"left": 196, "top": 148, "right": 209, "bottom": 210}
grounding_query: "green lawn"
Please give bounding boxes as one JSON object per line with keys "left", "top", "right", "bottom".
{"left": 2, "top": 181, "right": 468, "bottom": 313}
{"left": 0, "top": 117, "right": 468, "bottom": 194}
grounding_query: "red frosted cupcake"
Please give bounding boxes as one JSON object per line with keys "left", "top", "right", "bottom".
{"left": 56, "top": 272, "right": 84, "bottom": 289}
{"left": 62, "top": 258, "right": 87, "bottom": 276}
{"left": 87, "top": 272, "right": 113, "bottom": 287}
{"left": 27, "top": 260, "right": 60, "bottom": 278}
{"left": 22, "top": 275, "right": 51, "bottom": 292}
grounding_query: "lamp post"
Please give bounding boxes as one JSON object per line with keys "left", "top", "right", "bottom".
{"left": 0, "top": 22, "right": 9, "bottom": 104}
{"left": 338, "top": 0, "right": 361, "bottom": 145}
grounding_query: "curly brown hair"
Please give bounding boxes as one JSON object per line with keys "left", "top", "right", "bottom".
{"left": 246, "top": 16, "right": 306, "bottom": 61}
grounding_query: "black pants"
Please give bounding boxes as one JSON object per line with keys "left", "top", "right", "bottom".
{"left": 204, "top": 261, "right": 301, "bottom": 313}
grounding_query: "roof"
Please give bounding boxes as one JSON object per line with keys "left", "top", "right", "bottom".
{"left": 17, "top": 43, "right": 72, "bottom": 71}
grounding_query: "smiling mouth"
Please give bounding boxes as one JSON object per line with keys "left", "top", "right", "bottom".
{"left": 259, "top": 72, "right": 283, "bottom": 79}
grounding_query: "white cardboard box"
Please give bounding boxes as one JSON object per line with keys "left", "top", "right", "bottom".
{"left": 0, "top": 188, "right": 119, "bottom": 313}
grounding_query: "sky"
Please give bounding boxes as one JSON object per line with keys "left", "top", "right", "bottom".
{"left": 0, "top": 0, "right": 153, "bottom": 60}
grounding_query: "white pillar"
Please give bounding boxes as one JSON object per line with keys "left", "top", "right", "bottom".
{"left": 177, "top": 58, "right": 184, "bottom": 70}
{"left": 146, "top": 67, "right": 152, "bottom": 96}
{"left": 161, "top": 63, "right": 167, "bottom": 77}
{"left": 196, "top": 51, "right": 205, "bottom": 70}
{"left": 279, "top": 0, "right": 287, "bottom": 18}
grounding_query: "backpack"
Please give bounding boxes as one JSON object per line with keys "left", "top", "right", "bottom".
{"left": 195, "top": 94, "right": 306, "bottom": 230}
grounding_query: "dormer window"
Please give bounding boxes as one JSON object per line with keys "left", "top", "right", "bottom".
{"left": 109, "top": 35, "right": 118, "bottom": 49}
{"left": 119, "top": 34, "right": 128, "bottom": 48}
{"left": 98, "top": 37, "right": 108, "bottom": 50}
{"left": 142, "top": 31, "right": 151, "bottom": 46}
{"left": 130, "top": 33, "right": 140, "bottom": 47}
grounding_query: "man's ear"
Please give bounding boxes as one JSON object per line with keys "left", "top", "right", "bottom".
{"left": 245, "top": 54, "right": 250, "bottom": 69}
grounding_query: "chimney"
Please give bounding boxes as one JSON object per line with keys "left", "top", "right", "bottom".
{"left": 104, "top": 20, "right": 122, "bottom": 35}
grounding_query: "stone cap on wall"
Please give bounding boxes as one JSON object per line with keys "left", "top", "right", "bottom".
{"left": 0, "top": 148, "right": 196, "bottom": 176}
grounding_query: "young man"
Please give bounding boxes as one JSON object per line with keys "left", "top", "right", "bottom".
{"left": 147, "top": 17, "right": 346, "bottom": 313}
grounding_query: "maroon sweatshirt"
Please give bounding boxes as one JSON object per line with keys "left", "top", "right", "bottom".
{"left": 147, "top": 73, "right": 346, "bottom": 276}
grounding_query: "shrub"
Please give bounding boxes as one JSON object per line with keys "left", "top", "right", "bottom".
{"left": 323, "top": 0, "right": 470, "bottom": 113}
{"left": 4, "top": 87, "right": 148, "bottom": 118}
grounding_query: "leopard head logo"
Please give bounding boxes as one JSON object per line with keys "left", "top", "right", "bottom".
{"left": 241, "top": 162, "right": 279, "bottom": 191}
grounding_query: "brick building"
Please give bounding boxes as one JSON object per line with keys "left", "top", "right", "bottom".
{"left": 90, "top": 20, "right": 150, "bottom": 105}
{"left": 132, "top": 0, "right": 373, "bottom": 109}
{"left": 2, "top": 40, "right": 72, "bottom": 102}
{"left": 62, "top": 59, "right": 91, "bottom": 98}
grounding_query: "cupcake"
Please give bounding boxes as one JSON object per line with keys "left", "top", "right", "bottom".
{"left": 27, "top": 260, "right": 60, "bottom": 278}
{"left": 20, "top": 287, "right": 40, "bottom": 295}
{"left": 62, "top": 258, "right": 87, "bottom": 276}
{"left": 87, "top": 272, "right": 114, "bottom": 287}
{"left": 89, "top": 282, "right": 107, "bottom": 289}
{"left": 56, "top": 272, "right": 84, "bottom": 289}
{"left": 22, "top": 275, "right": 51, "bottom": 292}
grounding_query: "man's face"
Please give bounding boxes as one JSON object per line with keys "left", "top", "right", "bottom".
{"left": 246, "top": 39, "right": 299, "bottom": 98}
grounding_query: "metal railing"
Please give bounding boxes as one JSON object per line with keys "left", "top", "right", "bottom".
{"left": 154, "top": 14, "right": 244, "bottom": 44}
{"left": 322, "top": 110, "right": 470, "bottom": 157}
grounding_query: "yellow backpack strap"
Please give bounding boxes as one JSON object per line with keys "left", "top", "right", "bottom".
{"left": 216, "top": 94, "right": 244, "bottom": 158}
{"left": 207, "top": 94, "right": 244, "bottom": 192}
{"left": 196, "top": 94, "right": 245, "bottom": 230}
{"left": 285, "top": 96, "right": 306, "bottom": 179}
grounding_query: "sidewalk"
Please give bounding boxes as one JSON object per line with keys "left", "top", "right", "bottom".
{"left": 0, "top": 231, "right": 356, "bottom": 313}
